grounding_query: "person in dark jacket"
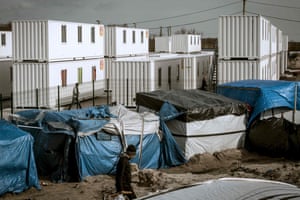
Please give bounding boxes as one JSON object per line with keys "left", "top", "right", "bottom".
{"left": 115, "top": 145, "right": 137, "bottom": 200}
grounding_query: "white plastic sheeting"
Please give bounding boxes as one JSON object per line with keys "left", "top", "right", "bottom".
{"left": 104, "top": 105, "right": 160, "bottom": 136}
{"left": 166, "top": 114, "right": 246, "bottom": 159}
{"left": 138, "top": 178, "right": 300, "bottom": 200}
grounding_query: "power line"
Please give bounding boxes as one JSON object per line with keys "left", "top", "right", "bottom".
{"left": 130, "top": 0, "right": 240, "bottom": 25}
{"left": 248, "top": 0, "right": 300, "bottom": 10}
{"left": 246, "top": 11, "right": 300, "bottom": 23}
{"left": 148, "top": 11, "right": 242, "bottom": 30}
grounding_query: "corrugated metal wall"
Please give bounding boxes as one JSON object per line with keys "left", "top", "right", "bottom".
{"left": 218, "top": 15, "right": 272, "bottom": 59}
{"left": 217, "top": 58, "right": 271, "bottom": 84}
{"left": 106, "top": 58, "right": 154, "bottom": 106}
{"left": 13, "top": 62, "right": 49, "bottom": 107}
{"left": 105, "top": 26, "right": 149, "bottom": 58}
{"left": 13, "top": 58, "right": 106, "bottom": 108}
{"left": 12, "top": 20, "right": 105, "bottom": 62}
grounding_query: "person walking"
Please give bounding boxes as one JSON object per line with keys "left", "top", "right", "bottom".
{"left": 69, "top": 83, "right": 81, "bottom": 109}
{"left": 115, "top": 145, "right": 137, "bottom": 200}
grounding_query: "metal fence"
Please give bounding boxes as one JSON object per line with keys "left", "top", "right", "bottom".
{"left": 0, "top": 79, "right": 112, "bottom": 119}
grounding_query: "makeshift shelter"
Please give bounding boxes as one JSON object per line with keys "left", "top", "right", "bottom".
{"left": 136, "top": 89, "right": 248, "bottom": 159}
{"left": 11, "top": 105, "right": 185, "bottom": 182}
{"left": 217, "top": 80, "right": 300, "bottom": 158}
{"left": 0, "top": 120, "right": 40, "bottom": 196}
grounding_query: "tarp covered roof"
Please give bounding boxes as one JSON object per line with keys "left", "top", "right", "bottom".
{"left": 136, "top": 89, "right": 247, "bottom": 122}
{"left": 217, "top": 80, "right": 300, "bottom": 125}
{"left": 0, "top": 120, "right": 40, "bottom": 195}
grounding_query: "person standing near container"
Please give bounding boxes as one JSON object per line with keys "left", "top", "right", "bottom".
{"left": 69, "top": 83, "right": 81, "bottom": 109}
{"left": 115, "top": 145, "right": 137, "bottom": 200}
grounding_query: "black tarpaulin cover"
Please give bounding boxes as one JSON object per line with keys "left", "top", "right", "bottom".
{"left": 136, "top": 89, "right": 247, "bottom": 122}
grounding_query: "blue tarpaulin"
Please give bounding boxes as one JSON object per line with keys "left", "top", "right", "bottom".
{"left": 0, "top": 120, "right": 40, "bottom": 196}
{"left": 12, "top": 105, "right": 186, "bottom": 181}
{"left": 217, "top": 80, "right": 299, "bottom": 126}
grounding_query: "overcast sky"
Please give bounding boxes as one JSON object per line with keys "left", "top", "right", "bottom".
{"left": 1, "top": 0, "right": 300, "bottom": 41}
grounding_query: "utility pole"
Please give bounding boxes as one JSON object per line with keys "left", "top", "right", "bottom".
{"left": 243, "top": 0, "right": 246, "bottom": 15}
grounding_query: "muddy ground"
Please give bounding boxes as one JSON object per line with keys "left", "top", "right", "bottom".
{"left": 2, "top": 148, "right": 300, "bottom": 200}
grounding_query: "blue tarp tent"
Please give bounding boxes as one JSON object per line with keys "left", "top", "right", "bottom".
{"left": 217, "top": 80, "right": 298, "bottom": 126}
{"left": 217, "top": 80, "right": 300, "bottom": 158}
{"left": 12, "top": 104, "right": 186, "bottom": 182}
{"left": 0, "top": 120, "right": 40, "bottom": 196}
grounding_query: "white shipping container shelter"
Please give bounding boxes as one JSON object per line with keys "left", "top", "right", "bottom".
{"left": 280, "top": 51, "right": 288, "bottom": 75}
{"left": 218, "top": 15, "right": 271, "bottom": 59}
{"left": 0, "top": 31, "right": 12, "bottom": 58}
{"left": 105, "top": 26, "right": 149, "bottom": 58}
{"left": 12, "top": 20, "right": 105, "bottom": 62}
{"left": 166, "top": 115, "right": 246, "bottom": 159}
{"left": 270, "top": 24, "right": 278, "bottom": 56}
{"left": 171, "top": 34, "right": 201, "bottom": 53}
{"left": 13, "top": 58, "right": 106, "bottom": 108}
{"left": 277, "top": 28, "right": 283, "bottom": 53}
{"left": 217, "top": 57, "right": 271, "bottom": 85}
{"left": 0, "top": 59, "right": 12, "bottom": 97}
{"left": 154, "top": 36, "right": 171, "bottom": 53}
{"left": 106, "top": 52, "right": 214, "bottom": 106}
{"left": 270, "top": 54, "right": 279, "bottom": 80}
{"left": 282, "top": 35, "right": 289, "bottom": 51}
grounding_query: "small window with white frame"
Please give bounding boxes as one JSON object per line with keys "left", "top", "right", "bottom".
{"left": 141, "top": 31, "right": 144, "bottom": 43}
{"left": 132, "top": 30, "right": 136, "bottom": 43}
{"left": 91, "top": 27, "right": 95, "bottom": 43}
{"left": 78, "top": 26, "right": 82, "bottom": 43}
{"left": 1, "top": 33, "right": 6, "bottom": 46}
{"left": 61, "top": 25, "right": 67, "bottom": 43}
{"left": 123, "top": 30, "right": 126, "bottom": 43}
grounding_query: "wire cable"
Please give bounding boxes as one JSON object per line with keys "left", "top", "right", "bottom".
{"left": 248, "top": 0, "right": 300, "bottom": 10}
{"left": 246, "top": 11, "right": 300, "bottom": 23}
{"left": 130, "top": 0, "right": 240, "bottom": 25}
{"left": 147, "top": 11, "right": 242, "bottom": 30}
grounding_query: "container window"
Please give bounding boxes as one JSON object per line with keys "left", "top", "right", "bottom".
{"left": 141, "top": 31, "right": 144, "bottom": 43}
{"left": 168, "top": 66, "right": 171, "bottom": 89}
{"left": 177, "top": 64, "right": 180, "bottom": 81}
{"left": 92, "top": 66, "right": 96, "bottom": 81}
{"left": 1, "top": 34, "right": 6, "bottom": 46}
{"left": 158, "top": 68, "right": 162, "bottom": 87}
{"left": 91, "top": 27, "right": 95, "bottom": 43}
{"left": 78, "top": 26, "right": 82, "bottom": 43}
{"left": 61, "top": 69, "right": 67, "bottom": 87}
{"left": 123, "top": 30, "right": 126, "bottom": 43}
{"left": 194, "top": 36, "right": 196, "bottom": 45}
{"left": 190, "top": 36, "right": 192, "bottom": 45}
{"left": 78, "top": 67, "right": 83, "bottom": 84}
{"left": 132, "top": 30, "right": 136, "bottom": 43}
{"left": 61, "top": 25, "right": 67, "bottom": 43}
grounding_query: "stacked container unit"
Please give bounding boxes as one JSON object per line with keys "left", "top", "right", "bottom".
{"left": 0, "top": 31, "right": 13, "bottom": 98}
{"left": 280, "top": 35, "right": 289, "bottom": 75}
{"left": 154, "top": 34, "right": 202, "bottom": 54}
{"left": 12, "top": 20, "right": 105, "bottom": 108}
{"left": 171, "top": 34, "right": 201, "bottom": 53}
{"left": 105, "top": 52, "right": 214, "bottom": 107}
{"left": 154, "top": 36, "right": 172, "bottom": 53}
{"left": 105, "top": 26, "right": 149, "bottom": 58}
{"left": 218, "top": 15, "right": 285, "bottom": 84}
